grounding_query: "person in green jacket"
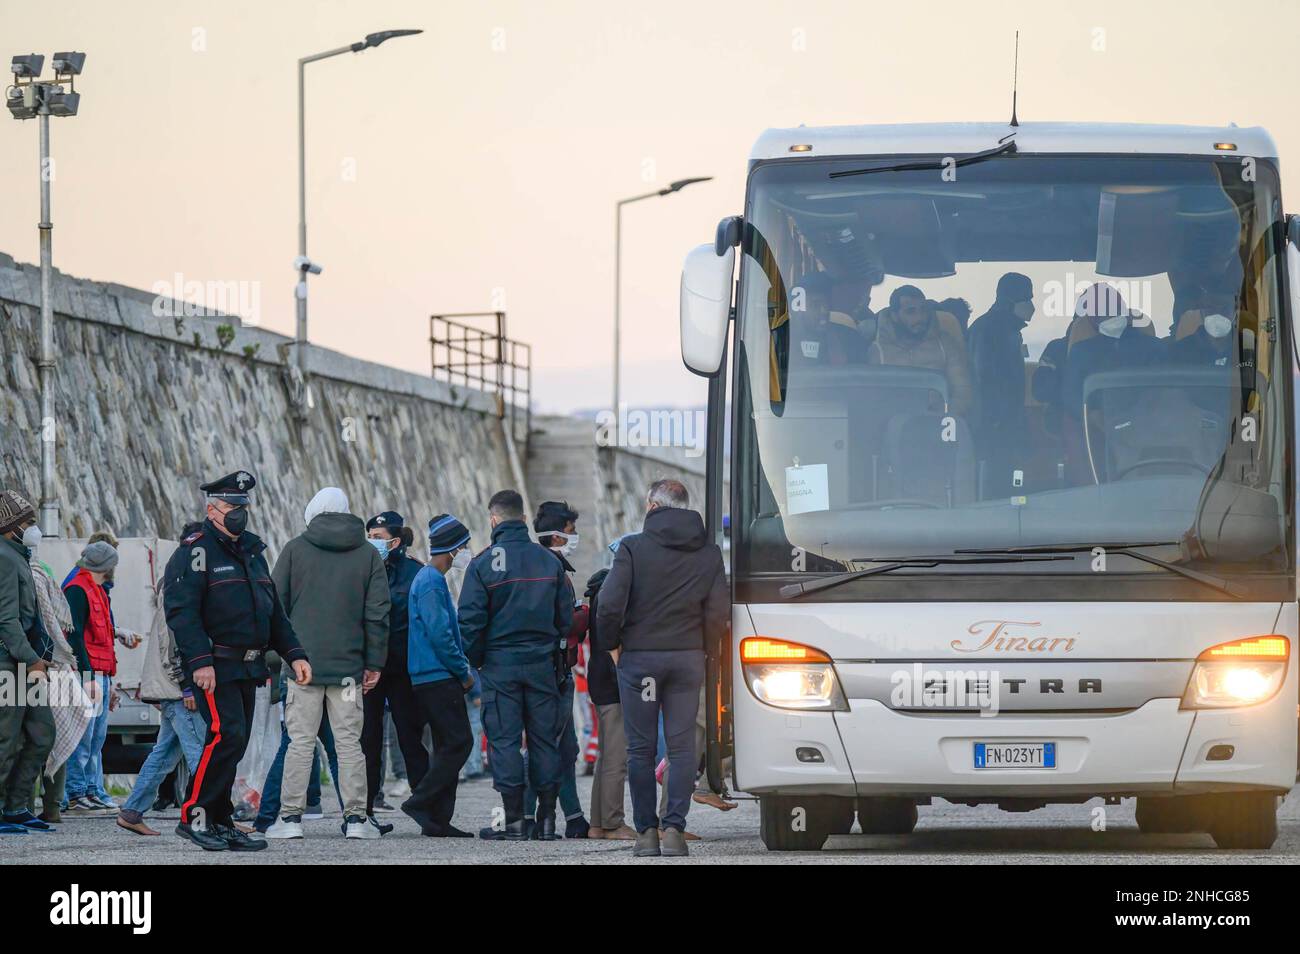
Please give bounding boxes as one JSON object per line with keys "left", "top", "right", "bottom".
{"left": 0, "top": 490, "right": 56, "bottom": 834}
{"left": 265, "top": 487, "right": 390, "bottom": 841}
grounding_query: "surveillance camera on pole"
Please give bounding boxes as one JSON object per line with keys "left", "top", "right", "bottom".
{"left": 293, "top": 255, "right": 323, "bottom": 276}
{"left": 7, "top": 49, "right": 86, "bottom": 536}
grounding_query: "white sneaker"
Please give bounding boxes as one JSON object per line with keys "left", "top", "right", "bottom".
{"left": 344, "top": 814, "right": 380, "bottom": 839}
{"left": 264, "top": 815, "right": 304, "bottom": 839}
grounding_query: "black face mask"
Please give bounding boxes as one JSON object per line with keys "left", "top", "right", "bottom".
{"left": 222, "top": 506, "right": 249, "bottom": 536}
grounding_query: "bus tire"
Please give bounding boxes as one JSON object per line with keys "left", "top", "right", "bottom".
{"left": 857, "top": 797, "right": 918, "bottom": 835}
{"left": 759, "top": 796, "right": 838, "bottom": 851}
{"left": 1205, "top": 792, "right": 1278, "bottom": 849}
{"left": 1134, "top": 796, "right": 1200, "bottom": 834}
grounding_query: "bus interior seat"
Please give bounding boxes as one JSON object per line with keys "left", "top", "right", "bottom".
{"left": 881, "top": 411, "right": 976, "bottom": 506}
{"left": 1082, "top": 368, "right": 1232, "bottom": 482}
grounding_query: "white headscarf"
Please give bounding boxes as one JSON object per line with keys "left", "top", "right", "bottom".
{"left": 304, "top": 487, "right": 349, "bottom": 525}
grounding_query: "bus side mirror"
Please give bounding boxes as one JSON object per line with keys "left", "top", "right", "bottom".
{"left": 680, "top": 243, "right": 735, "bottom": 377}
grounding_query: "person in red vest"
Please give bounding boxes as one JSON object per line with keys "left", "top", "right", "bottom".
{"left": 62, "top": 541, "right": 120, "bottom": 814}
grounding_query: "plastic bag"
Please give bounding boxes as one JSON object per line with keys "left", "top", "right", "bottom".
{"left": 231, "top": 683, "right": 279, "bottom": 818}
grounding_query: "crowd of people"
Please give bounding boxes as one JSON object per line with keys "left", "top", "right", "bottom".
{"left": 0, "top": 469, "right": 729, "bottom": 858}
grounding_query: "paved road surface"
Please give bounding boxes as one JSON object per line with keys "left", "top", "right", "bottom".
{"left": 5, "top": 775, "right": 1296, "bottom": 864}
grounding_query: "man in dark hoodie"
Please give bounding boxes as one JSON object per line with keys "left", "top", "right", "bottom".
{"left": 967, "top": 272, "right": 1035, "bottom": 496}
{"left": 361, "top": 511, "right": 428, "bottom": 818}
{"left": 596, "top": 479, "right": 728, "bottom": 858}
{"left": 266, "top": 487, "right": 390, "bottom": 841}
{"left": 459, "top": 489, "right": 573, "bottom": 841}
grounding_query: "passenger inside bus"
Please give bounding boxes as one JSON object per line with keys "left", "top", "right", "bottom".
{"left": 867, "top": 285, "right": 973, "bottom": 416}
{"left": 786, "top": 270, "right": 870, "bottom": 367}
{"left": 967, "top": 272, "right": 1036, "bottom": 496}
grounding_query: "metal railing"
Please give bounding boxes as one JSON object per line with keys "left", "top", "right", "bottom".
{"left": 430, "top": 312, "right": 532, "bottom": 449}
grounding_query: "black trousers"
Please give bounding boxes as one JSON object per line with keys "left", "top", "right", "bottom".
{"left": 404, "top": 678, "right": 473, "bottom": 829}
{"left": 361, "top": 669, "right": 430, "bottom": 814}
{"left": 182, "top": 679, "right": 256, "bottom": 829}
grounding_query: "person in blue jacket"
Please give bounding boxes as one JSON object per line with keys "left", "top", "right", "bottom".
{"left": 401, "top": 514, "right": 475, "bottom": 838}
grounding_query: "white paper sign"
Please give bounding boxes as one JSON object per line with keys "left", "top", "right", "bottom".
{"left": 800, "top": 340, "right": 820, "bottom": 359}
{"left": 785, "top": 463, "right": 829, "bottom": 515}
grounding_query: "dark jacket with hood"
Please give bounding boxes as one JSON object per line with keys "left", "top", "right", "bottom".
{"left": 272, "top": 512, "right": 390, "bottom": 685}
{"left": 584, "top": 568, "right": 619, "bottom": 706}
{"left": 458, "top": 519, "right": 573, "bottom": 669}
{"left": 595, "top": 507, "right": 728, "bottom": 655}
{"left": 0, "top": 533, "right": 43, "bottom": 669}
{"left": 382, "top": 545, "right": 423, "bottom": 673}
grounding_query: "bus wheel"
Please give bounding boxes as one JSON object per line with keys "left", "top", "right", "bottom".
{"left": 1134, "top": 796, "right": 1200, "bottom": 834}
{"left": 1205, "top": 793, "right": 1278, "bottom": 849}
{"left": 759, "top": 796, "right": 843, "bottom": 851}
{"left": 857, "top": 797, "right": 918, "bottom": 835}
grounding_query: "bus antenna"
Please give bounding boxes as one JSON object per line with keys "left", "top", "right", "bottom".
{"left": 1009, "top": 31, "right": 1020, "bottom": 128}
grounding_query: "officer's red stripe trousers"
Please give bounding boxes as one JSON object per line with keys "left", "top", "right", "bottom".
{"left": 181, "top": 689, "right": 221, "bottom": 825}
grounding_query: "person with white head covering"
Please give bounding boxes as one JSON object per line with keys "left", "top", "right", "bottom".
{"left": 266, "top": 486, "right": 391, "bottom": 841}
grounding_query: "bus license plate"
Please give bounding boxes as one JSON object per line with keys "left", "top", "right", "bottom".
{"left": 973, "top": 742, "right": 1056, "bottom": 769}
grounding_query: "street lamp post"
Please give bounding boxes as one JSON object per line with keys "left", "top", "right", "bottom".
{"left": 7, "top": 52, "right": 86, "bottom": 538}
{"left": 612, "top": 176, "right": 712, "bottom": 416}
{"left": 295, "top": 30, "right": 422, "bottom": 383}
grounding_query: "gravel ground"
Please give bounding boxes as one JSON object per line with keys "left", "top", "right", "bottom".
{"left": 4, "top": 775, "right": 1296, "bottom": 865}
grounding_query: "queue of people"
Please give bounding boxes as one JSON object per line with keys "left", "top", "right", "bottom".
{"left": 0, "top": 469, "right": 730, "bottom": 858}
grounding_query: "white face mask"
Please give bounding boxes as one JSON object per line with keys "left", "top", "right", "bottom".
{"left": 1203, "top": 313, "right": 1233, "bottom": 339}
{"left": 21, "top": 525, "right": 41, "bottom": 551}
{"left": 550, "top": 531, "right": 579, "bottom": 557}
{"left": 1098, "top": 315, "right": 1128, "bottom": 339}
{"left": 1012, "top": 299, "right": 1035, "bottom": 321}
{"left": 451, "top": 548, "right": 472, "bottom": 570}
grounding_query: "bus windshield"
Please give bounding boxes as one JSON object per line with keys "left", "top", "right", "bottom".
{"left": 733, "top": 154, "right": 1291, "bottom": 593}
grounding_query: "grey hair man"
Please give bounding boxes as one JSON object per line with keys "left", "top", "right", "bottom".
{"left": 595, "top": 478, "right": 727, "bottom": 858}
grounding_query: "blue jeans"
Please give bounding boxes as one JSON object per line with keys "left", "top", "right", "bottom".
{"left": 617, "top": 650, "right": 704, "bottom": 833}
{"left": 524, "top": 675, "right": 582, "bottom": 819}
{"left": 66, "top": 675, "right": 111, "bottom": 800}
{"left": 121, "top": 698, "right": 206, "bottom": 819}
{"left": 255, "top": 705, "right": 341, "bottom": 831}
{"left": 462, "top": 698, "right": 484, "bottom": 777}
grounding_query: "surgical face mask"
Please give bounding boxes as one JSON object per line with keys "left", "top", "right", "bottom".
{"left": 1203, "top": 313, "right": 1233, "bottom": 339}
{"left": 222, "top": 505, "right": 249, "bottom": 535}
{"left": 1098, "top": 315, "right": 1128, "bottom": 339}
{"left": 550, "top": 531, "right": 579, "bottom": 557}
{"left": 1012, "top": 299, "right": 1034, "bottom": 321}
{"left": 369, "top": 537, "right": 391, "bottom": 558}
{"left": 21, "top": 525, "right": 42, "bottom": 551}
{"left": 452, "top": 548, "right": 473, "bottom": 570}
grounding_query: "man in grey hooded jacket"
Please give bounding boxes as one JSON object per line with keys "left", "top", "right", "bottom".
{"left": 267, "top": 487, "right": 390, "bottom": 840}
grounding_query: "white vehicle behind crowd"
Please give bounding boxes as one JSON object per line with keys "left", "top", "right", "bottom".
{"left": 681, "top": 121, "right": 1298, "bottom": 850}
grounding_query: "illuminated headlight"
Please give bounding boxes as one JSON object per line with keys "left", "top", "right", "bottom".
{"left": 1181, "top": 635, "right": 1289, "bottom": 709}
{"left": 741, "top": 637, "right": 847, "bottom": 711}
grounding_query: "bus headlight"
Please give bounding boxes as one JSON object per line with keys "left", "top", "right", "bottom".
{"left": 741, "top": 637, "right": 848, "bottom": 711}
{"left": 1182, "top": 635, "right": 1289, "bottom": 709}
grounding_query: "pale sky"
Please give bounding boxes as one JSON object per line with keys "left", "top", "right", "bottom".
{"left": 3, "top": 0, "right": 1298, "bottom": 413}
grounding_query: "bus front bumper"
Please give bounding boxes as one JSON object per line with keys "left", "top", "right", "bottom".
{"left": 732, "top": 691, "right": 1297, "bottom": 799}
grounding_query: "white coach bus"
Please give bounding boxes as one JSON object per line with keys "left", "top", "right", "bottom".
{"left": 680, "top": 122, "right": 1298, "bottom": 850}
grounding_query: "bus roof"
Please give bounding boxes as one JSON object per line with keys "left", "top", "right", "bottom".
{"left": 749, "top": 122, "right": 1277, "bottom": 162}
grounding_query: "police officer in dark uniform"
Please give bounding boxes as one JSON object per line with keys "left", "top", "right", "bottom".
{"left": 164, "top": 470, "right": 311, "bottom": 851}
{"left": 458, "top": 490, "right": 573, "bottom": 841}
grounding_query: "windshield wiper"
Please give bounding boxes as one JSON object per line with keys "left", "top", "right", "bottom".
{"left": 828, "top": 136, "right": 1018, "bottom": 180}
{"left": 778, "top": 553, "right": 1070, "bottom": 600}
{"left": 954, "top": 542, "right": 1244, "bottom": 599}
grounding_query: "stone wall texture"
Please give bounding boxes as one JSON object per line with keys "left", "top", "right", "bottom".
{"left": 0, "top": 253, "right": 516, "bottom": 556}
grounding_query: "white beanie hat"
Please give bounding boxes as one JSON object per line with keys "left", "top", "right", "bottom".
{"left": 304, "top": 487, "right": 349, "bottom": 525}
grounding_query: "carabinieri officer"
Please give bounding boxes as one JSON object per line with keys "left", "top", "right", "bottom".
{"left": 164, "top": 470, "right": 311, "bottom": 851}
